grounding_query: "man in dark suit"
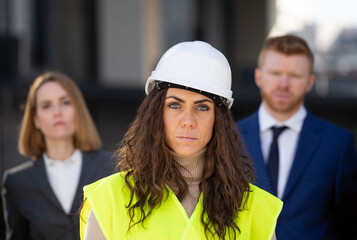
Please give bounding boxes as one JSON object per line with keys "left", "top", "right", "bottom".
{"left": 236, "top": 34, "right": 357, "bottom": 240}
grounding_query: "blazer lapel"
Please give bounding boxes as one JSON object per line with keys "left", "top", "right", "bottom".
{"left": 30, "top": 157, "right": 64, "bottom": 211}
{"left": 70, "top": 152, "right": 98, "bottom": 212}
{"left": 239, "top": 112, "right": 274, "bottom": 194}
{"left": 282, "top": 112, "right": 322, "bottom": 200}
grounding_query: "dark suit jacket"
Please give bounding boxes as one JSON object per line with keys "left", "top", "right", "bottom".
{"left": 237, "top": 111, "right": 357, "bottom": 240}
{"left": 1, "top": 150, "right": 115, "bottom": 240}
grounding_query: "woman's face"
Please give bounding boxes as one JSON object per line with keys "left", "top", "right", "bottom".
{"left": 34, "top": 81, "right": 76, "bottom": 142}
{"left": 163, "top": 88, "right": 215, "bottom": 156}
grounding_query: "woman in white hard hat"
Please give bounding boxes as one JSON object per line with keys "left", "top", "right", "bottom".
{"left": 80, "top": 41, "right": 282, "bottom": 240}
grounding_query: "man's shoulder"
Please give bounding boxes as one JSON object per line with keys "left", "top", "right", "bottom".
{"left": 238, "top": 112, "right": 257, "bottom": 123}
{"left": 236, "top": 112, "right": 258, "bottom": 131}
{"left": 305, "top": 112, "right": 353, "bottom": 139}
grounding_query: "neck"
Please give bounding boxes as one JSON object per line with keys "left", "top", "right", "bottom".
{"left": 172, "top": 147, "right": 206, "bottom": 181}
{"left": 45, "top": 137, "right": 75, "bottom": 160}
{"left": 263, "top": 102, "right": 302, "bottom": 122}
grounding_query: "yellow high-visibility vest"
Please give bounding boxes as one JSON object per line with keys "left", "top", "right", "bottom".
{"left": 80, "top": 172, "right": 283, "bottom": 240}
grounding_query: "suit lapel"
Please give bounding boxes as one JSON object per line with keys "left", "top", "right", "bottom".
{"left": 30, "top": 157, "right": 64, "bottom": 212}
{"left": 239, "top": 112, "right": 274, "bottom": 194}
{"left": 70, "top": 152, "right": 97, "bottom": 212}
{"left": 282, "top": 112, "right": 322, "bottom": 200}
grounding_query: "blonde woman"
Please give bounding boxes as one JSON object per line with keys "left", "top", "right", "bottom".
{"left": 2, "top": 72, "right": 113, "bottom": 240}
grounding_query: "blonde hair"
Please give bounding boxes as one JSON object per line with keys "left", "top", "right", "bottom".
{"left": 18, "top": 71, "right": 102, "bottom": 159}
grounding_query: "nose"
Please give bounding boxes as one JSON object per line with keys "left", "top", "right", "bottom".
{"left": 52, "top": 104, "right": 62, "bottom": 116}
{"left": 278, "top": 74, "right": 289, "bottom": 88}
{"left": 180, "top": 109, "right": 196, "bottom": 128}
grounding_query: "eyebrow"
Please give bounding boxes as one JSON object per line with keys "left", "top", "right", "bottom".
{"left": 38, "top": 95, "right": 70, "bottom": 104}
{"left": 165, "top": 96, "right": 213, "bottom": 104}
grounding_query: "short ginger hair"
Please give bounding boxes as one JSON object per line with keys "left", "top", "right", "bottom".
{"left": 258, "top": 34, "right": 314, "bottom": 73}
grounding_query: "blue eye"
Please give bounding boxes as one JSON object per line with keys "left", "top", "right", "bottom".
{"left": 168, "top": 102, "right": 180, "bottom": 109}
{"left": 197, "top": 105, "right": 209, "bottom": 111}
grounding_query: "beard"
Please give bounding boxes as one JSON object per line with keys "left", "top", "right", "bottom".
{"left": 260, "top": 88, "right": 306, "bottom": 116}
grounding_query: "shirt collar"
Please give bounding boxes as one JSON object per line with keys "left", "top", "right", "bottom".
{"left": 43, "top": 149, "right": 82, "bottom": 166}
{"left": 258, "top": 103, "right": 307, "bottom": 133}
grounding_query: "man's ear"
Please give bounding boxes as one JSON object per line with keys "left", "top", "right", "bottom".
{"left": 307, "top": 74, "right": 316, "bottom": 92}
{"left": 254, "top": 68, "right": 262, "bottom": 88}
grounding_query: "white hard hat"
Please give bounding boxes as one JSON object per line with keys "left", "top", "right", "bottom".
{"left": 145, "top": 41, "right": 234, "bottom": 108}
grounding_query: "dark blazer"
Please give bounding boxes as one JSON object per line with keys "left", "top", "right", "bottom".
{"left": 1, "top": 150, "right": 114, "bottom": 240}
{"left": 237, "top": 111, "right": 357, "bottom": 240}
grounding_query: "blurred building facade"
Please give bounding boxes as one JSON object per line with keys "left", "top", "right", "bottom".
{"left": 1, "top": 1, "right": 357, "bottom": 239}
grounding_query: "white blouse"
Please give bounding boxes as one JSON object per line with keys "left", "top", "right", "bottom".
{"left": 43, "top": 149, "right": 82, "bottom": 214}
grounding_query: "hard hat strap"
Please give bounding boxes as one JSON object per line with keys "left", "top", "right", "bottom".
{"left": 156, "top": 81, "right": 227, "bottom": 108}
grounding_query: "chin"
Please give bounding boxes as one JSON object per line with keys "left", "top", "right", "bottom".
{"left": 174, "top": 149, "right": 198, "bottom": 156}
{"left": 271, "top": 101, "right": 293, "bottom": 111}
{"left": 49, "top": 134, "right": 74, "bottom": 141}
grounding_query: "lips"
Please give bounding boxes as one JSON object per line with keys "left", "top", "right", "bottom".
{"left": 53, "top": 121, "right": 65, "bottom": 126}
{"left": 177, "top": 136, "right": 197, "bottom": 142}
{"left": 274, "top": 92, "right": 289, "bottom": 101}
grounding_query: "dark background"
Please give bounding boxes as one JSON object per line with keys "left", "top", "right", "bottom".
{"left": 1, "top": 1, "right": 357, "bottom": 239}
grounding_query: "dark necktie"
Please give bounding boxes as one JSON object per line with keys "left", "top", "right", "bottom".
{"left": 267, "top": 126, "right": 287, "bottom": 196}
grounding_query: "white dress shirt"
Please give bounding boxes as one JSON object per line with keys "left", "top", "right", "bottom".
{"left": 43, "top": 149, "right": 82, "bottom": 214}
{"left": 258, "top": 104, "right": 307, "bottom": 199}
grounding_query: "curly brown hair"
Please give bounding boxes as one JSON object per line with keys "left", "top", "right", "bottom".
{"left": 115, "top": 87, "right": 253, "bottom": 239}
